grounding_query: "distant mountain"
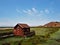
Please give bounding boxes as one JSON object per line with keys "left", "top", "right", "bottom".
{"left": 44, "top": 22, "right": 60, "bottom": 27}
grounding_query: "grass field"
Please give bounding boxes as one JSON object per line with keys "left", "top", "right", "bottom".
{"left": 0, "top": 28, "right": 13, "bottom": 33}
{"left": 0, "top": 27, "right": 60, "bottom": 45}
{"left": 30, "top": 27, "right": 60, "bottom": 35}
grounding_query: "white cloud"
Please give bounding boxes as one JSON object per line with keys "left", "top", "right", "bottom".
{"left": 45, "top": 9, "right": 50, "bottom": 14}
{"left": 32, "top": 8, "right": 37, "bottom": 13}
{"left": 22, "top": 8, "right": 37, "bottom": 15}
{"left": 23, "top": 9, "right": 33, "bottom": 15}
{"left": 16, "top": 9, "right": 22, "bottom": 13}
{"left": 16, "top": 8, "right": 51, "bottom": 16}
{"left": 40, "top": 10, "right": 43, "bottom": 13}
{"left": 22, "top": 8, "right": 42, "bottom": 16}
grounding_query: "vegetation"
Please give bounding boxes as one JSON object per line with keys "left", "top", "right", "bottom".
{"left": 30, "top": 27, "right": 60, "bottom": 35}
{"left": 0, "top": 29, "right": 13, "bottom": 33}
{"left": 0, "top": 27, "right": 60, "bottom": 45}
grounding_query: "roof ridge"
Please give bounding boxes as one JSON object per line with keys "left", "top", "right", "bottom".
{"left": 17, "top": 23, "right": 29, "bottom": 28}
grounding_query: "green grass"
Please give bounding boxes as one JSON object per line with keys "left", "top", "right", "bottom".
{"left": 0, "top": 29, "right": 13, "bottom": 33}
{"left": 0, "top": 36, "right": 24, "bottom": 45}
{"left": 50, "top": 29, "right": 60, "bottom": 39}
{"left": 30, "top": 27, "right": 60, "bottom": 35}
{"left": 30, "top": 27, "right": 47, "bottom": 35}
{"left": 0, "top": 27, "right": 60, "bottom": 45}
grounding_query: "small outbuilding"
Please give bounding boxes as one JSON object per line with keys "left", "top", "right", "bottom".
{"left": 13, "top": 23, "right": 35, "bottom": 37}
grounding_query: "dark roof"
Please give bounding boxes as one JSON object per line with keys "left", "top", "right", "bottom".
{"left": 14, "top": 23, "right": 30, "bottom": 28}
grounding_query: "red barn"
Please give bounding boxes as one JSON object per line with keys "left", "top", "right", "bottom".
{"left": 13, "top": 23, "right": 31, "bottom": 37}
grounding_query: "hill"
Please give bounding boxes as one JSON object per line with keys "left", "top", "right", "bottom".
{"left": 44, "top": 22, "right": 60, "bottom": 27}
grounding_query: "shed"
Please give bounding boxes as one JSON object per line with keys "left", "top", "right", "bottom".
{"left": 13, "top": 23, "right": 35, "bottom": 37}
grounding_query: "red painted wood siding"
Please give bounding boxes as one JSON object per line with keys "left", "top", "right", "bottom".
{"left": 13, "top": 26, "right": 24, "bottom": 37}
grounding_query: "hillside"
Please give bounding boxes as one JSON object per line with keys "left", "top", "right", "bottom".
{"left": 44, "top": 22, "right": 60, "bottom": 27}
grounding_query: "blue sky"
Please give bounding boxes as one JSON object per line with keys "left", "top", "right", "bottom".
{"left": 0, "top": 0, "right": 60, "bottom": 26}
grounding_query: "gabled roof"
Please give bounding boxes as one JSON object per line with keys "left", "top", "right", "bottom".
{"left": 14, "top": 23, "right": 30, "bottom": 28}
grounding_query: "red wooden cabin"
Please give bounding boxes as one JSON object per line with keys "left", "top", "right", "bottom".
{"left": 13, "top": 23, "right": 30, "bottom": 37}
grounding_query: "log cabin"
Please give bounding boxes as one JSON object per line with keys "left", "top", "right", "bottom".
{"left": 13, "top": 23, "right": 35, "bottom": 37}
